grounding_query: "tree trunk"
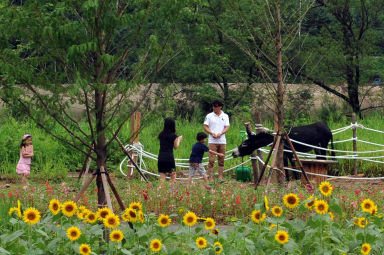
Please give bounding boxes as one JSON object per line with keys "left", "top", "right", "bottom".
{"left": 274, "top": 0, "right": 285, "bottom": 184}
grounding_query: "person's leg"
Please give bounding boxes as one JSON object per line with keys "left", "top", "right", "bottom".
{"left": 208, "top": 144, "right": 217, "bottom": 181}
{"left": 188, "top": 166, "right": 195, "bottom": 185}
{"left": 217, "top": 144, "right": 226, "bottom": 181}
{"left": 159, "top": 173, "right": 166, "bottom": 184}
{"left": 170, "top": 172, "right": 176, "bottom": 183}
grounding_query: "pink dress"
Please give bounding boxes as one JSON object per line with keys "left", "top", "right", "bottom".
{"left": 16, "top": 146, "right": 32, "bottom": 174}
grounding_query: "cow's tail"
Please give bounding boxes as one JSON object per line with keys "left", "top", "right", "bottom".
{"left": 330, "top": 135, "right": 335, "bottom": 158}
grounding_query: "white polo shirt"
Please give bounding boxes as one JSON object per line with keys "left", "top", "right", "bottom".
{"left": 204, "top": 111, "right": 230, "bottom": 144}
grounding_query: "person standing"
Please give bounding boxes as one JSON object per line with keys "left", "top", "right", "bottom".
{"left": 203, "top": 100, "right": 230, "bottom": 182}
{"left": 158, "top": 118, "right": 182, "bottom": 183}
{"left": 16, "top": 134, "right": 34, "bottom": 185}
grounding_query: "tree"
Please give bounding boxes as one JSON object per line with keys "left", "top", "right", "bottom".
{"left": 0, "top": 0, "right": 188, "bottom": 206}
{"left": 296, "top": 0, "right": 384, "bottom": 115}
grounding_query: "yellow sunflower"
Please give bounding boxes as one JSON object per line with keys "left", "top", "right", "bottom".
{"left": 138, "top": 211, "right": 145, "bottom": 223}
{"left": 129, "top": 201, "right": 143, "bottom": 212}
{"left": 61, "top": 201, "right": 77, "bottom": 217}
{"left": 251, "top": 210, "right": 266, "bottom": 224}
{"left": 319, "top": 181, "right": 333, "bottom": 196}
{"left": 110, "top": 229, "right": 124, "bottom": 242}
{"left": 370, "top": 204, "right": 378, "bottom": 216}
{"left": 49, "top": 199, "right": 61, "bottom": 215}
{"left": 269, "top": 224, "right": 277, "bottom": 230}
{"left": 79, "top": 244, "right": 91, "bottom": 255}
{"left": 196, "top": 237, "right": 207, "bottom": 248}
{"left": 85, "top": 212, "right": 97, "bottom": 224}
{"left": 314, "top": 200, "right": 329, "bottom": 215}
{"left": 178, "top": 208, "right": 185, "bottom": 214}
{"left": 361, "top": 243, "right": 371, "bottom": 255}
{"left": 304, "top": 196, "right": 316, "bottom": 209}
{"left": 213, "top": 241, "right": 223, "bottom": 254}
{"left": 126, "top": 208, "right": 138, "bottom": 223}
{"left": 328, "top": 211, "right": 334, "bottom": 221}
{"left": 66, "top": 226, "right": 81, "bottom": 241}
{"left": 158, "top": 214, "right": 171, "bottom": 227}
{"left": 361, "top": 199, "right": 375, "bottom": 213}
{"left": 272, "top": 206, "right": 283, "bottom": 217}
{"left": 283, "top": 193, "right": 299, "bottom": 209}
{"left": 183, "top": 211, "right": 197, "bottom": 227}
{"left": 96, "top": 207, "right": 111, "bottom": 221}
{"left": 103, "top": 214, "right": 120, "bottom": 229}
{"left": 150, "top": 238, "right": 162, "bottom": 252}
{"left": 358, "top": 217, "right": 368, "bottom": 228}
{"left": 275, "top": 230, "right": 289, "bottom": 244}
{"left": 264, "top": 196, "right": 269, "bottom": 211}
{"left": 211, "top": 228, "right": 219, "bottom": 235}
{"left": 205, "top": 217, "right": 215, "bottom": 230}
{"left": 23, "top": 207, "right": 41, "bottom": 225}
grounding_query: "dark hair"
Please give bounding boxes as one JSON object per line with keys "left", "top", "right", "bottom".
{"left": 212, "top": 100, "right": 224, "bottom": 107}
{"left": 196, "top": 132, "right": 207, "bottom": 141}
{"left": 20, "top": 135, "right": 32, "bottom": 148}
{"left": 158, "top": 117, "right": 176, "bottom": 139}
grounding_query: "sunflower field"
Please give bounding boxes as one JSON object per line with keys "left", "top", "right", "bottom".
{"left": 0, "top": 181, "right": 383, "bottom": 254}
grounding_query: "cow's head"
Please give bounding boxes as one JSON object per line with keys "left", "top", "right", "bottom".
{"left": 232, "top": 131, "right": 274, "bottom": 158}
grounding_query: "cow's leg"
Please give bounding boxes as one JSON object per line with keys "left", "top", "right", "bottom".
{"left": 288, "top": 154, "right": 301, "bottom": 180}
{"left": 315, "top": 143, "right": 327, "bottom": 160}
{"left": 283, "top": 154, "right": 290, "bottom": 182}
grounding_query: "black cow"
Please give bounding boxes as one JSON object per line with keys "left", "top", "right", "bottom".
{"left": 232, "top": 122, "right": 335, "bottom": 181}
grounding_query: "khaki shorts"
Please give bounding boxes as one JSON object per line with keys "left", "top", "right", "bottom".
{"left": 208, "top": 144, "right": 226, "bottom": 168}
{"left": 189, "top": 163, "right": 207, "bottom": 177}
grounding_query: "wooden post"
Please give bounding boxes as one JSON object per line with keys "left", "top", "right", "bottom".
{"left": 352, "top": 112, "right": 358, "bottom": 175}
{"left": 265, "top": 134, "right": 282, "bottom": 188}
{"left": 127, "top": 112, "right": 141, "bottom": 178}
{"left": 254, "top": 112, "right": 264, "bottom": 180}
{"left": 82, "top": 157, "right": 92, "bottom": 185}
{"left": 100, "top": 166, "right": 113, "bottom": 212}
{"left": 255, "top": 135, "right": 278, "bottom": 189}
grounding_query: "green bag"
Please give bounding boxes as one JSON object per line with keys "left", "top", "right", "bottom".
{"left": 236, "top": 166, "right": 252, "bottom": 182}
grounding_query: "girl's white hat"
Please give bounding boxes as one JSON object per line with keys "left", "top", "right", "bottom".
{"left": 23, "top": 134, "right": 31, "bottom": 139}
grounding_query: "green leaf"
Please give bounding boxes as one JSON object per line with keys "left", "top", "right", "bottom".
{"left": 2, "top": 230, "right": 24, "bottom": 244}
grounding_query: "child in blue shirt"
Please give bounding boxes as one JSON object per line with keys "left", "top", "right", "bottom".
{"left": 188, "top": 132, "right": 225, "bottom": 186}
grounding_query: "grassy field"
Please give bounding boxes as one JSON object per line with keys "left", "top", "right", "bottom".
{"left": 1, "top": 110, "right": 384, "bottom": 178}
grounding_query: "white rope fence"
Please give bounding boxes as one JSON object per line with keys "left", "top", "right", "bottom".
{"left": 119, "top": 122, "right": 384, "bottom": 179}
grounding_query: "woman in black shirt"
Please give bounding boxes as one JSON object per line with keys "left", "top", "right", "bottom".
{"left": 158, "top": 118, "right": 182, "bottom": 183}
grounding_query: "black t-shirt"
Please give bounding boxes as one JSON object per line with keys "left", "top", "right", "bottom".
{"left": 189, "top": 142, "right": 209, "bottom": 163}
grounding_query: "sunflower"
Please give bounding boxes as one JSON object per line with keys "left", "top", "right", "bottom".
{"left": 328, "top": 211, "right": 334, "bottom": 221}
{"left": 129, "top": 201, "right": 143, "bottom": 212}
{"left": 283, "top": 193, "right": 299, "bottom": 209}
{"left": 85, "top": 212, "right": 97, "bottom": 224}
{"left": 195, "top": 237, "right": 207, "bottom": 248}
{"left": 361, "top": 243, "right": 371, "bottom": 255}
{"left": 304, "top": 196, "right": 316, "bottom": 209}
{"left": 79, "top": 244, "right": 91, "bottom": 255}
{"left": 275, "top": 230, "right": 289, "bottom": 244}
{"left": 183, "top": 211, "right": 197, "bottom": 227}
{"left": 269, "top": 224, "right": 277, "bottom": 230}
{"left": 178, "top": 208, "right": 185, "bottom": 214}
{"left": 211, "top": 228, "right": 219, "bottom": 235}
{"left": 49, "top": 199, "right": 61, "bottom": 215}
{"left": 61, "top": 201, "right": 77, "bottom": 217}
{"left": 158, "top": 214, "right": 171, "bottom": 227}
{"left": 138, "top": 211, "right": 145, "bottom": 223}
{"left": 205, "top": 217, "right": 215, "bottom": 230}
{"left": 358, "top": 217, "right": 368, "bottom": 228}
{"left": 126, "top": 208, "right": 139, "bottom": 223}
{"left": 370, "top": 204, "right": 378, "bottom": 216}
{"left": 361, "top": 199, "right": 375, "bottom": 213}
{"left": 66, "top": 226, "right": 81, "bottom": 241}
{"left": 319, "top": 181, "right": 333, "bottom": 196}
{"left": 110, "top": 229, "right": 124, "bottom": 242}
{"left": 272, "top": 206, "right": 283, "bottom": 217}
{"left": 97, "top": 207, "right": 111, "bottom": 221}
{"left": 213, "top": 241, "right": 223, "bottom": 254}
{"left": 264, "top": 196, "right": 269, "bottom": 211}
{"left": 314, "top": 200, "right": 329, "bottom": 215}
{"left": 23, "top": 207, "right": 41, "bottom": 225}
{"left": 150, "top": 238, "right": 162, "bottom": 252}
{"left": 251, "top": 210, "right": 266, "bottom": 224}
{"left": 103, "top": 214, "right": 120, "bottom": 229}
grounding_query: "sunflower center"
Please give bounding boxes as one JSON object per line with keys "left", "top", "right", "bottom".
{"left": 206, "top": 222, "right": 212, "bottom": 227}
{"left": 187, "top": 216, "right": 193, "bottom": 223}
{"left": 288, "top": 197, "right": 296, "bottom": 204}
{"left": 130, "top": 211, "right": 136, "bottom": 218}
{"left": 89, "top": 214, "right": 95, "bottom": 220}
{"left": 100, "top": 211, "right": 108, "bottom": 218}
{"left": 132, "top": 206, "right": 139, "bottom": 210}
{"left": 279, "top": 234, "right": 285, "bottom": 241}
{"left": 27, "top": 213, "right": 36, "bottom": 220}
{"left": 53, "top": 204, "right": 59, "bottom": 210}
{"left": 318, "top": 204, "right": 325, "bottom": 211}
{"left": 153, "top": 242, "right": 159, "bottom": 249}
{"left": 364, "top": 204, "right": 371, "bottom": 209}
{"left": 66, "top": 205, "right": 74, "bottom": 212}
{"left": 308, "top": 201, "right": 314, "bottom": 206}
{"left": 71, "top": 231, "right": 77, "bottom": 237}
{"left": 274, "top": 208, "right": 281, "bottom": 214}
{"left": 108, "top": 218, "right": 115, "bottom": 225}
{"left": 113, "top": 234, "right": 120, "bottom": 239}
{"left": 199, "top": 240, "right": 204, "bottom": 245}
{"left": 161, "top": 218, "right": 167, "bottom": 224}
{"left": 255, "top": 212, "right": 260, "bottom": 219}
{"left": 322, "top": 186, "right": 329, "bottom": 192}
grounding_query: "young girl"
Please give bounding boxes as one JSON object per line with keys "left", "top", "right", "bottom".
{"left": 158, "top": 118, "right": 182, "bottom": 183}
{"left": 16, "top": 134, "right": 34, "bottom": 185}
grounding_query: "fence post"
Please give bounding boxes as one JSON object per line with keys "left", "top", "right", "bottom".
{"left": 254, "top": 112, "right": 264, "bottom": 179}
{"left": 127, "top": 112, "right": 141, "bottom": 178}
{"left": 352, "top": 112, "right": 358, "bottom": 175}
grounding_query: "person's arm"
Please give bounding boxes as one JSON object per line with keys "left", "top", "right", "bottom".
{"left": 173, "top": 136, "right": 183, "bottom": 149}
{"left": 21, "top": 146, "right": 34, "bottom": 158}
{"left": 209, "top": 150, "right": 225, "bottom": 157}
{"left": 204, "top": 125, "right": 216, "bottom": 138}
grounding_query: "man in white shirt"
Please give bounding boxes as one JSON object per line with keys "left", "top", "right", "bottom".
{"left": 203, "top": 100, "right": 230, "bottom": 182}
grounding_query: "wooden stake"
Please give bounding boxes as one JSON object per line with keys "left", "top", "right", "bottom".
{"left": 255, "top": 135, "right": 278, "bottom": 189}
{"left": 265, "top": 135, "right": 282, "bottom": 188}
{"left": 100, "top": 166, "right": 113, "bottom": 211}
